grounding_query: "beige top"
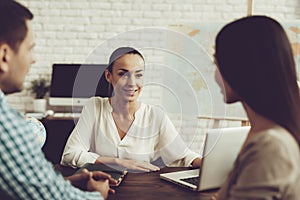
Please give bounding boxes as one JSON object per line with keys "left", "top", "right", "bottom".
{"left": 217, "top": 125, "right": 300, "bottom": 200}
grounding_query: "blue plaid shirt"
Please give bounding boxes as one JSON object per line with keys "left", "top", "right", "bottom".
{"left": 0, "top": 91, "right": 102, "bottom": 199}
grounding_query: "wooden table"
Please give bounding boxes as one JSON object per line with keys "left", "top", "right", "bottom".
{"left": 56, "top": 165, "right": 215, "bottom": 200}
{"left": 108, "top": 167, "right": 214, "bottom": 200}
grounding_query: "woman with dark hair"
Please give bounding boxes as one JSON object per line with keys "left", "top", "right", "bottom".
{"left": 61, "top": 47, "right": 201, "bottom": 171}
{"left": 213, "top": 16, "right": 300, "bottom": 199}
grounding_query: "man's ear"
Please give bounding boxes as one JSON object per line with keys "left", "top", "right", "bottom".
{"left": 105, "top": 69, "right": 111, "bottom": 83}
{"left": 0, "top": 44, "right": 11, "bottom": 73}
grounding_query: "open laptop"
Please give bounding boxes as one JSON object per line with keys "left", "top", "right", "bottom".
{"left": 160, "top": 126, "right": 250, "bottom": 191}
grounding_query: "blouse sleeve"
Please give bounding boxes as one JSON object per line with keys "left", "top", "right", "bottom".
{"left": 157, "top": 111, "right": 199, "bottom": 167}
{"left": 60, "top": 97, "right": 100, "bottom": 168}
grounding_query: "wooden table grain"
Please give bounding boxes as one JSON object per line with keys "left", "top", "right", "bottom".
{"left": 55, "top": 165, "right": 215, "bottom": 200}
{"left": 108, "top": 167, "right": 215, "bottom": 200}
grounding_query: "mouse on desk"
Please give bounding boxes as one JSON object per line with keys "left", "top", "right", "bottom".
{"left": 45, "top": 110, "right": 54, "bottom": 117}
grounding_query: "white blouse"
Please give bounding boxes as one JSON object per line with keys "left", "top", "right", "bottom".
{"left": 61, "top": 97, "right": 199, "bottom": 168}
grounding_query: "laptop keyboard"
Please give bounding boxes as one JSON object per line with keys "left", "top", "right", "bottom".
{"left": 180, "top": 176, "right": 199, "bottom": 186}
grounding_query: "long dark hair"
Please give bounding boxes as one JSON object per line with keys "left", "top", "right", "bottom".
{"left": 215, "top": 15, "right": 300, "bottom": 146}
{"left": 98, "top": 47, "right": 144, "bottom": 97}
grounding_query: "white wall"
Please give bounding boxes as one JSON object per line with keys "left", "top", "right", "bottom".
{"left": 10, "top": 0, "right": 300, "bottom": 111}
{"left": 8, "top": 0, "right": 300, "bottom": 151}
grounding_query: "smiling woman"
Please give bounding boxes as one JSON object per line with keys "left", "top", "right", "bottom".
{"left": 105, "top": 48, "right": 145, "bottom": 103}
{"left": 60, "top": 47, "right": 201, "bottom": 171}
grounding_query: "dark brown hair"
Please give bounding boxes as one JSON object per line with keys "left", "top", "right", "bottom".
{"left": 215, "top": 16, "right": 300, "bottom": 146}
{"left": 98, "top": 47, "right": 144, "bottom": 97}
{"left": 0, "top": 0, "right": 33, "bottom": 52}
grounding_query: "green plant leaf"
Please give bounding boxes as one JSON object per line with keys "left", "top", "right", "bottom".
{"left": 29, "top": 78, "right": 50, "bottom": 99}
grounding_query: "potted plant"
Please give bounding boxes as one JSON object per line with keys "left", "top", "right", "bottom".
{"left": 29, "top": 78, "right": 50, "bottom": 113}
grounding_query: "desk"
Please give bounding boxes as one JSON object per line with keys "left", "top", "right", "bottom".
{"left": 41, "top": 117, "right": 78, "bottom": 164}
{"left": 56, "top": 166, "right": 214, "bottom": 200}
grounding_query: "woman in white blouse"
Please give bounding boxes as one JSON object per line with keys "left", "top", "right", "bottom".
{"left": 61, "top": 47, "right": 201, "bottom": 171}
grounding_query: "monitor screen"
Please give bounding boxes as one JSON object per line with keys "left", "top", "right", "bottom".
{"left": 49, "top": 63, "right": 109, "bottom": 106}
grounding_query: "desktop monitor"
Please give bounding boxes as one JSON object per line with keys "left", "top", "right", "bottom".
{"left": 49, "top": 63, "right": 109, "bottom": 107}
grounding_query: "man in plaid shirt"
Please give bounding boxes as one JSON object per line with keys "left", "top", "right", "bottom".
{"left": 0, "top": 1, "right": 115, "bottom": 199}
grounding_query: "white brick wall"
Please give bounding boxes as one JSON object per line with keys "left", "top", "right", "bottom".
{"left": 7, "top": 0, "right": 300, "bottom": 151}
{"left": 12, "top": 0, "right": 299, "bottom": 110}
